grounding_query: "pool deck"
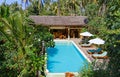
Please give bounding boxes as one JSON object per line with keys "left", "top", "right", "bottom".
{"left": 70, "top": 38, "right": 108, "bottom": 63}
{"left": 70, "top": 38, "right": 95, "bottom": 62}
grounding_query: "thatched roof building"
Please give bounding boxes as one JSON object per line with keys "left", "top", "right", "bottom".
{"left": 30, "top": 16, "right": 88, "bottom": 38}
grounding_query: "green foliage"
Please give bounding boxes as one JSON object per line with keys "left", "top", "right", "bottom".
{"left": 79, "top": 61, "right": 109, "bottom": 77}
{"left": 0, "top": 4, "right": 10, "bottom": 18}
{"left": 0, "top": 0, "right": 120, "bottom": 77}
{"left": 26, "top": 0, "right": 44, "bottom": 15}
{"left": 0, "top": 4, "right": 54, "bottom": 77}
{"left": 79, "top": 0, "right": 120, "bottom": 77}
{"left": 79, "top": 63, "right": 94, "bottom": 77}
{"left": 26, "top": 1, "right": 40, "bottom": 15}
{"left": 85, "top": 3, "right": 99, "bottom": 17}
{"left": 83, "top": 2, "right": 106, "bottom": 35}
{"left": 101, "top": 1, "right": 120, "bottom": 76}
{"left": 27, "top": 0, "right": 82, "bottom": 16}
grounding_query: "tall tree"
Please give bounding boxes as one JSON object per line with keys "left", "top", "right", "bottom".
{"left": 80, "top": 0, "right": 120, "bottom": 77}
{"left": 102, "top": 0, "right": 120, "bottom": 77}
{"left": 26, "top": 0, "right": 44, "bottom": 15}
{"left": 22, "top": 0, "right": 30, "bottom": 9}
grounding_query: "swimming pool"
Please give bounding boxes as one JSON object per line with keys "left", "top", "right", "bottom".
{"left": 47, "top": 40, "right": 89, "bottom": 73}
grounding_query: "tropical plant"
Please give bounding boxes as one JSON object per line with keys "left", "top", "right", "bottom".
{"left": 21, "top": 0, "right": 33, "bottom": 9}
{"left": 24, "top": 0, "right": 45, "bottom": 15}
{"left": 0, "top": 3, "right": 54, "bottom": 77}
{"left": 10, "top": 1, "right": 22, "bottom": 12}
{"left": 79, "top": 61, "right": 109, "bottom": 77}
{"left": 101, "top": 0, "right": 120, "bottom": 77}
{"left": 79, "top": 0, "right": 120, "bottom": 77}
{"left": 27, "top": 0, "right": 82, "bottom": 16}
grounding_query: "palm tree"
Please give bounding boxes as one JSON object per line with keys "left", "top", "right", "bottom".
{"left": 0, "top": 4, "right": 29, "bottom": 76}
{"left": 26, "top": 0, "right": 45, "bottom": 15}
{"left": 65, "top": 0, "right": 81, "bottom": 16}
{"left": 57, "top": 0, "right": 60, "bottom": 15}
{"left": 98, "top": 0, "right": 107, "bottom": 16}
{"left": 21, "top": 0, "right": 33, "bottom": 9}
{"left": 0, "top": 3, "right": 54, "bottom": 77}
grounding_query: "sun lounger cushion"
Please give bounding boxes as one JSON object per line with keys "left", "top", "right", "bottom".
{"left": 81, "top": 43, "right": 92, "bottom": 47}
{"left": 87, "top": 48, "right": 102, "bottom": 54}
{"left": 92, "top": 51, "right": 108, "bottom": 59}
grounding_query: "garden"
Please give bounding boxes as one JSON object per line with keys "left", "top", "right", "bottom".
{"left": 0, "top": 0, "right": 120, "bottom": 77}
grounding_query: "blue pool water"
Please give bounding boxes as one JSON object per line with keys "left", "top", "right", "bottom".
{"left": 47, "top": 41, "right": 88, "bottom": 73}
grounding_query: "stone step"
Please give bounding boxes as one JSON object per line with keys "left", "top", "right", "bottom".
{"left": 46, "top": 73, "right": 65, "bottom": 77}
{"left": 46, "top": 72, "right": 79, "bottom": 77}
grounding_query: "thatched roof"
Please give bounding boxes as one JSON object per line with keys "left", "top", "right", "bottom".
{"left": 30, "top": 16, "right": 87, "bottom": 26}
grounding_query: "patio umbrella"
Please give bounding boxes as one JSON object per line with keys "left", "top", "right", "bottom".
{"left": 80, "top": 31, "right": 93, "bottom": 37}
{"left": 88, "top": 38, "right": 105, "bottom": 45}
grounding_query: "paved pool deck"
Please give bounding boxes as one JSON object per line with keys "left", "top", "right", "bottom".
{"left": 70, "top": 38, "right": 95, "bottom": 62}
{"left": 70, "top": 38, "right": 108, "bottom": 63}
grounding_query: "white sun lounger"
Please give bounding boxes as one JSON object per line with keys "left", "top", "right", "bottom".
{"left": 81, "top": 43, "right": 92, "bottom": 47}
{"left": 92, "top": 51, "right": 108, "bottom": 59}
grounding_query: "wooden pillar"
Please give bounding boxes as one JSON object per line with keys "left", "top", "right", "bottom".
{"left": 79, "top": 28, "right": 83, "bottom": 39}
{"left": 68, "top": 28, "right": 70, "bottom": 40}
